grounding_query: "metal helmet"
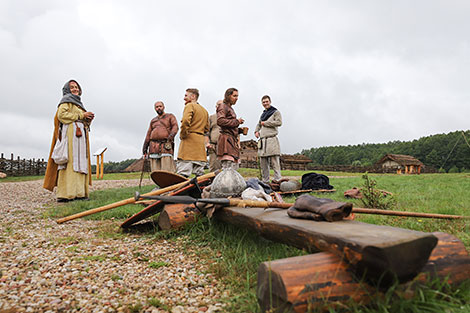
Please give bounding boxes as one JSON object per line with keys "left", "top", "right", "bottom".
{"left": 210, "top": 168, "right": 247, "bottom": 198}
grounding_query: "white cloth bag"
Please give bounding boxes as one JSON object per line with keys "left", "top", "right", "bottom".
{"left": 51, "top": 124, "right": 69, "bottom": 165}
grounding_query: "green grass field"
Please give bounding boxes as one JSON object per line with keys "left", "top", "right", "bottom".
{"left": 7, "top": 170, "right": 470, "bottom": 312}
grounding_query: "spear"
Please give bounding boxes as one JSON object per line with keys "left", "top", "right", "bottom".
{"left": 134, "top": 193, "right": 470, "bottom": 220}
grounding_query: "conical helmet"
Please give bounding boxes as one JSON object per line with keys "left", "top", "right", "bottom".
{"left": 210, "top": 168, "right": 247, "bottom": 198}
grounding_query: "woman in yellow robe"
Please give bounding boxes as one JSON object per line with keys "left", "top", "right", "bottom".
{"left": 43, "top": 80, "right": 95, "bottom": 202}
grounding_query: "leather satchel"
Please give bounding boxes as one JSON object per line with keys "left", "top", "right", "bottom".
{"left": 75, "top": 122, "right": 83, "bottom": 138}
{"left": 164, "top": 142, "right": 172, "bottom": 150}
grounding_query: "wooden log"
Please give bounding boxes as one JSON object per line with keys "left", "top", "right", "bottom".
{"left": 158, "top": 203, "right": 201, "bottom": 230}
{"left": 215, "top": 206, "right": 438, "bottom": 284}
{"left": 257, "top": 232, "right": 470, "bottom": 313}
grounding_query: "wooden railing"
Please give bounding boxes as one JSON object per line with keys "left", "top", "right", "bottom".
{"left": 0, "top": 153, "right": 47, "bottom": 177}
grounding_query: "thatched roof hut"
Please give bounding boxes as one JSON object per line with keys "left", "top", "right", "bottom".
{"left": 375, "top": 154, "right": 424, "bottom": 174}
{"left": 124, "top": 158, "right": 151, "bottom": 172}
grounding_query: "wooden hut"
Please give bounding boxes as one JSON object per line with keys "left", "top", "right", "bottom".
{"left": 375, "top": 154, "right": 424, "bottom": 174}
{"left": 124, "top": 157, "right": 151, "bottom": 172}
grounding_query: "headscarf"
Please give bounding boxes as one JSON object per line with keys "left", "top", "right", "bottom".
{"left": 58, "top": 79, "right": 86, "bottom": 110}
{"left": 260, "top": 105, "right": 277, "bottom": 122}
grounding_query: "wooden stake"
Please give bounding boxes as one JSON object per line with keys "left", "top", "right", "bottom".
{"left": 100, "top": 153, "right": 104, "bottom": 179}
{"left": 96, "top": 155, "right": 100, "bottom": 179}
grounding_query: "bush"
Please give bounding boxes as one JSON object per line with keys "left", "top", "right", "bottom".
{"left": 438, "top": 167, "right": 447, "bottom": 173}
{"left": 360, "top": 173, "right": 396, "bottom": 210}
{"left": 351, "top": 160, "right": 362, "bottom": 166}
{"left": 448, "top": 166, "right": 460, "bottom": 173}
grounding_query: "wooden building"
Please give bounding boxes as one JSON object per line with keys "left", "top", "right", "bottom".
{"left": 375, "top": 154, "right": 424, "bottom": 174}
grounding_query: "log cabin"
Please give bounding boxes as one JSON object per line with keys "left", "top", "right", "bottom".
{"left": 375, "top": 154, "right": 424, "bottom": 174}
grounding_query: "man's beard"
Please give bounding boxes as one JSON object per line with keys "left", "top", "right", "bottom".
{"left": 157, "top": 110, "right": 164, "bottom": 115}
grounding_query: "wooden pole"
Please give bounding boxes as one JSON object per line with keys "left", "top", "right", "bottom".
{"left": 96, "top": 155, "right": 100, "bottom": 179}
{"left": 56, "top": 171, "right": 216, "bottom": 224}
{"left": 352, "top": 207, "right": 468, "bottom": 219}
{"left": 100, "top": 153, "right": 104, "bottom": 179}
{"left": 225, "top": 199, "right": 468, "bottom": 220}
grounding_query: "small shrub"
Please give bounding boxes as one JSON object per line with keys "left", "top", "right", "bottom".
{"left": 148, "top": 298, "right": 169, "bottom": 310}
{"left": 448, "top": 166, "right": 460, "bottom": 173}
{"left": 128, "top": 303, "right": 143, "bottom": 313}
{"left": 149, "top": 261, "right": 170, "bottom": 269}
{"left": 438, "top": 167, "right": 447, "bottom": 173}
{"left": 360, "top": 173, "right": 397, "bottom": 210}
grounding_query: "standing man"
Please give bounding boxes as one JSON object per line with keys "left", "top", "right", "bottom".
{"left": 177, "top": 88, "right": 209, "bottom": 177}
{"left": 254, "top": 95, "right": 282, "bottom": 183}
{"left": 205, "top": 100, "right": 223, "bottom": 172}
{"left": 142, "top": 101, "right": 178, "bottom": 172}
{"left": 217, "top": 88, "right": 245, "bottom": 169}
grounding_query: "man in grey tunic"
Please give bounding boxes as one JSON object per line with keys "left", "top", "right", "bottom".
{"left": 254, "top": 95, "right": 282, "bottom": 183}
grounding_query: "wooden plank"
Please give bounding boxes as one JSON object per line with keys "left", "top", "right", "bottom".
{"left": 257, "top": 232, "right": 470, "bottom": 313}
{"left": 215, "top": 206, "right": 438, "bottom": 284}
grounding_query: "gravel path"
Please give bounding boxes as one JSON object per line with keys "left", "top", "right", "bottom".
{"left": 0, "top": 180, "right": 226, "bottom": 312}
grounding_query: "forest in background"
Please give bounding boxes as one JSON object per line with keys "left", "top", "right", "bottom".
{"left": 301, "top": 130, "right": 470, "bottom": 172}
{"left": 91, "top": 130, "right": 470, "bottom": 173}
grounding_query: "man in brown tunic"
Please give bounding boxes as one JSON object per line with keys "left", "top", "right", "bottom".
{"left": 142, "top": 101, "right": 178, "bottom": 172}
{"left": 217, "top": 88, "right": 245, "bottom": 169}
{"left": 205, "top": 100, "right": 222, "bottom": 172}
{"left": 176, "top": 88, "right": 209, "bottom": 177}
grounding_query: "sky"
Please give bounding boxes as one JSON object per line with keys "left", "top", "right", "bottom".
{"left": 1, "top": 0, "right": 469, "bottom": 162}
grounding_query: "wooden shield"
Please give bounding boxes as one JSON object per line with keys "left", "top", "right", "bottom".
{"left": 150, "top": 170, "right": 188, "bottom": 187}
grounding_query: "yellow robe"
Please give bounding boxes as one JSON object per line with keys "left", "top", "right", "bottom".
{"left": 43, "top": 103, "right": 92, "bottom": 199}
{"left": 177, "top": 102, "right": 209, "bottom": 162}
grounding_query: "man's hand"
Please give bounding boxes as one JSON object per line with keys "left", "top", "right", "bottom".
{"left": 238, "top": 118, "right": 244, "bottom": 124}
{"left": 255, "top": 131, "right": 260, "bottom": 138}
{"left": 260, "top": 121, "right": 265, "bottom": 126}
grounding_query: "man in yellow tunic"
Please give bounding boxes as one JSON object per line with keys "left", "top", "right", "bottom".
{"left": 43, "top": 80, "right": 94, "bottom": 202}
{"left": 176, "top": 88, "right": 209, "bottom": 177}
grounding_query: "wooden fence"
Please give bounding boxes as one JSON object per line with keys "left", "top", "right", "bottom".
{"left": 0, "top": 153, "right": 47, "bottom": 177}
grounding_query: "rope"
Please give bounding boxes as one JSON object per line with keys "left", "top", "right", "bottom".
{"left": 462, "top": 131, "right": 470, "bottom": 149}
{"left": 439, "top": 135, "right": 461, "bottom": 170}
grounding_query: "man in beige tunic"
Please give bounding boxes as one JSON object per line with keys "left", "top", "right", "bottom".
{"left": 254, "top": 95, "right": 282, "bottom": 183}
{"left": 204, "top": 100, "right": 222, "bottom": 172}
{"left": 176, "top": 88, "right": 209, "bottom": 177}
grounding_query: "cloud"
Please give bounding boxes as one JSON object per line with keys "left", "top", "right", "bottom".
{"left": 1, "top": 0, "right": 469, "bottom": 162}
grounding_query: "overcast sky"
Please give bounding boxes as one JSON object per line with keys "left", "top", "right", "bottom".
{"left": 1, "top": 0, "right": 469, "bottom": 162}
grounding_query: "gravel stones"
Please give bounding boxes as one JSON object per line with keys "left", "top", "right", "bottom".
{"left": 0, "top": 179, "right": 226, "bottom": 312}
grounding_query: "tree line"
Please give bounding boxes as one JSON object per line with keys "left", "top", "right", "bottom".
{"left": 91, "top": 158, "right": 136, "bottom": 173}
{"left": 301, "top": 130, "right": 470, "bottom": 172}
